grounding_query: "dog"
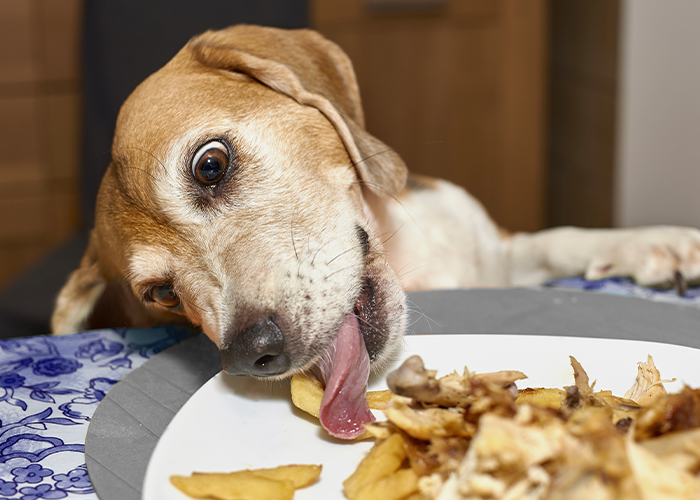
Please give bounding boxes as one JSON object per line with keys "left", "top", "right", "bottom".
{"left": 51, "top": 25, "right": 700, "bottom": 436}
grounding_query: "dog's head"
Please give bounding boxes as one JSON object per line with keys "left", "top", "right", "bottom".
{"left": 52, "top": 25, "right": 407, "bottom": 385}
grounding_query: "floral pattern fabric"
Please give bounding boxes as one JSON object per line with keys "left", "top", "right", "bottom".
{"left": 0, "top": 327, "right": 188, "bottom": 499}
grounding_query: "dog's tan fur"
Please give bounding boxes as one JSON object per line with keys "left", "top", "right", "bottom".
{"left": 52, "top": 25, "right": 700, "bottom": 376}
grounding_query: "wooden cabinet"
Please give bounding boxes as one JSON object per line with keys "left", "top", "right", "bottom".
{"left": 311, "top": 0, "right": 549, "bottom": 232}
{"left": 0, "top": 0, "right": 82, "bottom": 290}
{"left": 547, "top": 0, "right": 619, "bottom": 228}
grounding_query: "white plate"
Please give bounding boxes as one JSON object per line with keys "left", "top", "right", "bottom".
{"left": 143, "top": 334, "right": 700, "bottom": 499}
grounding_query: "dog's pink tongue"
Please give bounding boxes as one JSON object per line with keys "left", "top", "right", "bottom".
{"left": 315, "top": 314, "right": 374, "bottom": 439}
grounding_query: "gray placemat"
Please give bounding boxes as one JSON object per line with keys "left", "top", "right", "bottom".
{"left": 85, "top": 288, "right": 700, "bottom": 499}
{"left": 85, "top": 332, "right": 221, "bottom": 499}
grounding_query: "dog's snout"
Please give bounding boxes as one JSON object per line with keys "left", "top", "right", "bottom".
{"left": 221, "top": 317, "right": 290, "bottom": 377}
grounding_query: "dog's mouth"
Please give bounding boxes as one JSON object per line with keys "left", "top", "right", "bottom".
{"left": 311, "top": 277, "right": 379, "bottom": 439}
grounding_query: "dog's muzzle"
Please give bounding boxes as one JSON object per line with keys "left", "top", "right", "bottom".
{"left": 221, "top": 317, "right": 290, "bottom": 377}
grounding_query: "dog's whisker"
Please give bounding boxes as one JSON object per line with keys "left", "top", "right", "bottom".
{"left": 291, "top": 228, "right": 298, "bottom": 260}
{"left": 380, "top": 224, "right": 405, "bottom": 246}
{"left": 310, "top": 240, "right": 333, "bottom": 266}
{"left": 326, "top": 245, "right": 358, "bottom": 266}
{"left": 117, "top": 165, "right": 162, "bottom": 183}
{"left": 396, "top": 261, "right": 436, "bottom": 281}
{"left": 311, "top": 247, "right": 323, "bottom": 266}
{"left": 290, "top": 209, "right": 299, "bottom": 260}
{"left": 355, "top": 312, "right": 382, "bottom": 335}
{"left": 404, "top": 298, "right": 441, "bottom": 333}
{"left": 324, "top": 264, "right": 360, "bottom": 280}
{"left": 348, "top": 143, "right": 443, "bottom": 178}
{"left": 180, "top": 295, "right": 210, "bottom": 315}
{"left": 351, "top": 178, "right": 399, "bottom": 202}
{"left": 344, "top": 147, "right": 397, "bottom": 171}
{"left": 352, "top": 179, "right": 426, "bottom": 240}
{"left": 115, "top": 145, "right": 167, "bottom": 174}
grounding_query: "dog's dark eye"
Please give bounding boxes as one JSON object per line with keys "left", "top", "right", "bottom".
{"left": 147, "top": 284, "right": 180, "bottom": 309}
{"left": 192, "top": 141, "right": 228, "bottom": 185}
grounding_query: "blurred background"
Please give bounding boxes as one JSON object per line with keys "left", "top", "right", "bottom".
{"left": 0, "top": 0, "right": 698, "bottom": 335}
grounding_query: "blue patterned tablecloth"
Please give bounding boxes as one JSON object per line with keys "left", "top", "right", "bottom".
{"left": 0, "top": 276, "right": 698, "bottom": 498}
{"left": 546, "top": 275, "right": 700, "bottom": 306}
{"left": 0, "top": 327, "right": 189, "bottom": 499}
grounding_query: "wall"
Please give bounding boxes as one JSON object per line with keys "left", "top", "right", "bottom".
{"left": 614, "top": 0, "right": 700, "bottom": 228}
{"left": 312, "top": 0, "right": 549, "bottom": 232}
{"left": 546, "top": 0, "right": 619, "bottom": 229}
{"left": 0, "top": 0, "right": 83, "bottom": 290}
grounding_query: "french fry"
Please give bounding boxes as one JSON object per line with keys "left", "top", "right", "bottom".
{"left": 171, "top": 471, "right": 294, "bottom": 500}
{"left": 343, "top": 433, "right": 407, "bottom": 499}
{"left": 403, "top": 494, "right": 425, "bottom": 500}
{"left": 367, "top": 389, "right": 393, "bottom": 409}
{"left": 516, "top": 387, "right": 565, "bottom": 410}
{"left": 244, "top": 464, "right": 321, "bottom": 489}
{"left": 354, "top": 468, "right": 419, "bottom": 500}
{"left": 291, "top": 373, "right": 324, "bottom": 418}
{"left": 172, "top": 464, "right": 321, "bottom": 500}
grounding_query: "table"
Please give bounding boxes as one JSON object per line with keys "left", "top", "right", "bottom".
{"left": 2, "top": 277, "right": 700, "bottom": 499}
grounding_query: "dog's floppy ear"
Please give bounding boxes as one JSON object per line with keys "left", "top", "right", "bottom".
{"left": 51, "top": 231, "right": 107, "bottom": 334}
{"left": 188, "top": 25, "right": 408, "bottom": 196}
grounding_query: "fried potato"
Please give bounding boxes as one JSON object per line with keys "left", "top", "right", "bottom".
{"left": 171, "top": 464, "right": 321, "bottom": 500}
{"left": 343, "top": 433, "right": 407, "bottom": 499}
{"left": 171, "top": 472, "right": 294, "bottom": 500}
{"left": 354, "top": 468, "right": 419, "bottom": 500}
{"left": 516, "top": 387, "right": 565, "bottom": 409}
{"left": 230, "top": 464, "right": 321, "bottom": 489}
{"left": 291, "top": 373, "right": 324, "bottom": 418}
{"left": 367, "top": 389, "right": 393, "bottom": 409}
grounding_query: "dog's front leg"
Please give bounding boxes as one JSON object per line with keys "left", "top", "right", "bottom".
{"left": 506, "top": 226, "right": 700, "bottom": 291}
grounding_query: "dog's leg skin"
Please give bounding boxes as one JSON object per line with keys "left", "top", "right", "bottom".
{"left": 506, "top": 226, "right": 700, "bottom": 290}
{"left": 51, "top": 266, "right": 106, "bottom": 334}
{"left": 51, "top": 235, "right": 106, "bottom": 334}
{"left": 366, "top": 177, "right": 511, "bottom": 290}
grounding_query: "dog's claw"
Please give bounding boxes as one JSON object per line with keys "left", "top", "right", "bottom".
{"left": 673, "top": 270, "right": 687, "bottom": 296}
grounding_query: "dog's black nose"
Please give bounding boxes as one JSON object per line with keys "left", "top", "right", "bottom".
{"left": 221, "top": 317, "right": 290, "bottom": 377}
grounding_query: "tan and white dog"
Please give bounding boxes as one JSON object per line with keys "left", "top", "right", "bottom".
{"left": 51, "top": 25, "right": 700, "bottom": 436}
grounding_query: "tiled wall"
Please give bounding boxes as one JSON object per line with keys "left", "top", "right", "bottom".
{"left": 0, "top": 0, "right": 83, "bottom": 290}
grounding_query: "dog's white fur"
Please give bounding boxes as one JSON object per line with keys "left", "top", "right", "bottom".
{"left": 376, "top": 180, "right": 700, "bottom": 290}
{"left": 52, "top": 25, "right": 700, "bottom": 377}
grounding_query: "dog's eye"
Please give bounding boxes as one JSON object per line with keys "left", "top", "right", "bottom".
{"left": 192, "top": 141, "right": 229, "bottom": 185}
{"left": 147, "top": 284, "right": 181, "bottom": 309}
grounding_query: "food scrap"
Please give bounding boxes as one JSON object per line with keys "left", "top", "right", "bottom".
{"left": 170, "top": 464, "right": 321, "bottom": 500}
{"left": 346, "top": 354, "right": 700, "bottom": 500}
{"left": 173, "top": 354, "right": 700, "bottom": 500}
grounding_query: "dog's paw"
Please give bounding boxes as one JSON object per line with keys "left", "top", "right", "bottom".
{"left": 585, "top": 227, "right": 700, "bottom": 293}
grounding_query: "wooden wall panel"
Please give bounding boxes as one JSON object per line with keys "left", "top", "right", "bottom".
{"left": 547, "top": 0, "right": 619, "bottom": 228}
{"left": 0, "top": 0, "right": 82, "bottom": 290}
{"left": 312, "top": 0, "right": 548, "bottom": 232}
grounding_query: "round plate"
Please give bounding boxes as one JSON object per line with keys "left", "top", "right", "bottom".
{"left": 143, "top": 333, "right": 700, "bottom": 499}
